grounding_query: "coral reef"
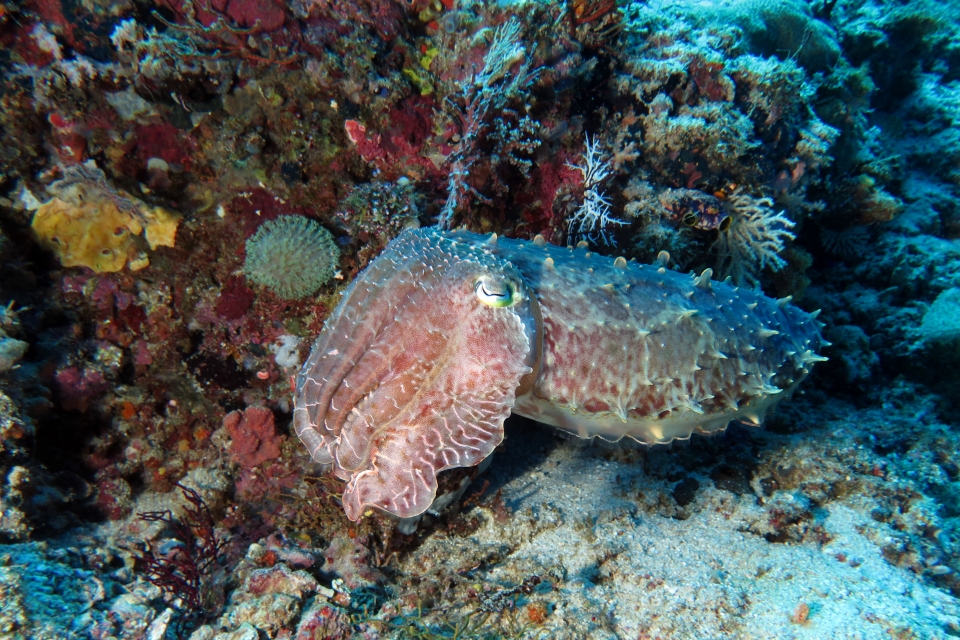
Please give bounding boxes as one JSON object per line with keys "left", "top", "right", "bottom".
{"left": 0, "top": 0, "right": 958, "bottom": 636}
{"left": 333, "top": 178, "right": 421, "bottom": 269}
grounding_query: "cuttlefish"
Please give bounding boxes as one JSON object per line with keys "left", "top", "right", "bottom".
{"left": 293, "top": 227, "right": 825, "bottom": 522}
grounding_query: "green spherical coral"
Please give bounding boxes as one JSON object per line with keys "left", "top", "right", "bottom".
{"left": 243, "top": 215, "right": 340, "bottom": 299}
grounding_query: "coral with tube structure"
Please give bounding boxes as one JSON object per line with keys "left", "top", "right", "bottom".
{"left": 243, "top": 215, "right": 340, "bottom": 300}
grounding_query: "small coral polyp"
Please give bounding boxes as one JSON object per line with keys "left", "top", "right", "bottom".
{"left": 243, "top": 215, "right": 340, "bottom": 300}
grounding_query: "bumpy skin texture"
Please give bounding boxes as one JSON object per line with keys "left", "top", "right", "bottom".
{"left": 293, "top": 229, "right": 538, "bottom": 521}
{"left": 294, "top": 228, "right": 825, "bottom": 521}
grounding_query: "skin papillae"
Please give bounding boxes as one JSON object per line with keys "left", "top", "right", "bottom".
{"left": 293, "top": 228, "right": 826, "bottom": 521}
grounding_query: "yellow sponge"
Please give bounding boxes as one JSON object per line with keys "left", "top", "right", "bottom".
{"left": 31, "top": 197, "right": 180, "bottom": 273}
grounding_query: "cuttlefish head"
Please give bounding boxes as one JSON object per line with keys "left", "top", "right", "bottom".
{"left": 293, "top": 228, "right": 541, "bottom": 521}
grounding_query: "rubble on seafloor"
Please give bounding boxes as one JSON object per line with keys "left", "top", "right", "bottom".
{"left": 1, "top": 387, "right": 959, "bottom": 638}
{"left": 0, "top": 0, "right": 959, "bottom": 637}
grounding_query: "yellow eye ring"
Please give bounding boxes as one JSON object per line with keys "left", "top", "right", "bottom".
{"left": 475, "top": 276, "right": 516, "bottom": 307}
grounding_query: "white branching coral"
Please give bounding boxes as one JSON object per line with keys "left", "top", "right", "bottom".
{"left": 438, "top": 19, "right": 539, "bottom": 228}
{"left": 713, "top": 190, "right": 795, "bottom": 285}
{"left": 15, "top": 24, "right": 100, "bottom": 100}
{"left": 566, "top": 135, "right": 626, "bottom": 246}
{"left": 474, "top": 19, "right": 527, "bottom": 89}
{"left": 110, "top": 19, "right": 141, "bottom": 51}
{"left": 31, "top": 23, "right": 63, "bottom": 59}
{"left": 110, "top": 17, "right": 227, "bottom": 85}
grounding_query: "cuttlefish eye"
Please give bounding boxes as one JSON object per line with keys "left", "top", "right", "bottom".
{"left": 475, "top": 275, "right": 516, "bottom": 307}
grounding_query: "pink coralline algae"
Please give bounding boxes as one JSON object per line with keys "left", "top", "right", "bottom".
{"left": 245, "top": 564, "right": 318, "bottom": 598}
{"left": 215, "top": 277, "right": 256, "bottom": 321}
{"left": 224, "top": 406, "right": 282, "bottom": 468}
{"left": 264, "top": 532, "right": 316, "bottom": 569}
{"left": 158, "top": 0, "right": 286, "bottom": 31}
{"left": 132, "top": 123, "right": 194, "bottom": 171}
{"left": 54, "top": 366, "right": 109, "bottom": 412}
{"left": 344, "top": 120, "right": 387, "bottom": 165}
{"left": 294, "top": 228, "right": 826, "bottom": 522}
{"left": 133, "top": 340, "right": 153, "bottom": 367}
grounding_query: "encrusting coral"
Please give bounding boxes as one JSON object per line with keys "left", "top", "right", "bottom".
{"left": 31, "top": 198, "right": 180, "bottom": 273}
{"left": 28, "top": 162, "right": 181, "bottom": 273}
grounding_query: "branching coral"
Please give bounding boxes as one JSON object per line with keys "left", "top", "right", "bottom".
{"left": 566, "top": 134, "right": 625, "bottom": 245}
{"left": 138, "top": 0, "right": 297, "bottom": 72}
{"left": 110, "top": 18, "right": 233, "bottom": 87}
{"left": 137, "top": 483, "right": 224, "bottom": 632}
{"left": 713, "top": 191, "right": 796, "bottom": 285}
{"left": 438, "top": 19, "right": 540, "bottom": 228}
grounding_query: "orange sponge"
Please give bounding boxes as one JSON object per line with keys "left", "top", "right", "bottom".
{"left": 31, "top": 197, "right": 180, "bottom": 273}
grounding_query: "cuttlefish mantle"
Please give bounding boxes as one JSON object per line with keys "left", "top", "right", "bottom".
{"left": 293, "top": 227, "right": 825, "bottom": 521}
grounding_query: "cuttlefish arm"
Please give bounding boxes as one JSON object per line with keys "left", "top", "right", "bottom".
{"left": 293, "top": 228, "right": 540, "bottom": 521}
{"left": 294, "top": 227, "right": 825, "bottom": 522}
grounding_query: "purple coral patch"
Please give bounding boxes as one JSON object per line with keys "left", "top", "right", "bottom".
{"left": 216, "top": 277, "right": 256, "bottom": 320}
{"left": 54, "top": 366, "right": 109, "bottom": 412}
{"left": 225, "top": 405, "right": 282, "bottom": 468}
